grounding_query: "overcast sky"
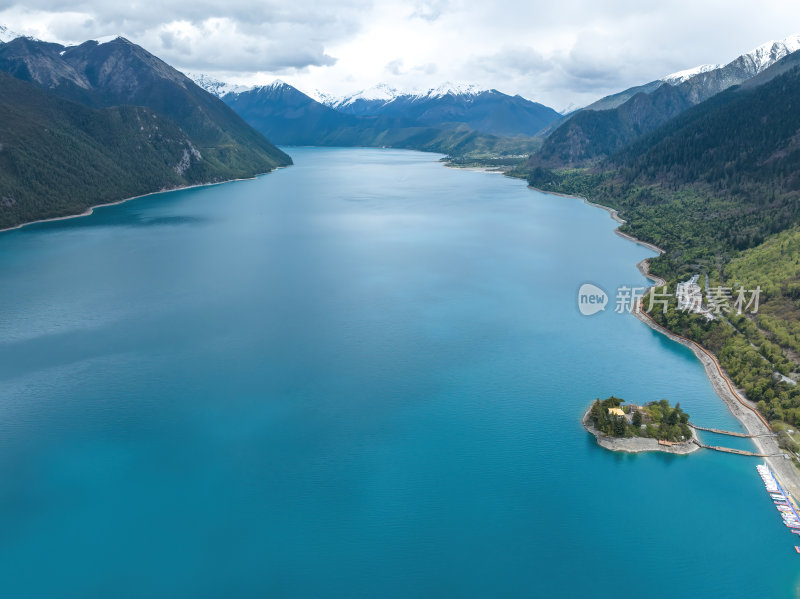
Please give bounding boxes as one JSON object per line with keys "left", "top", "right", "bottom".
{"left": 2, "top": 0, "right": 800, "bottom": 109}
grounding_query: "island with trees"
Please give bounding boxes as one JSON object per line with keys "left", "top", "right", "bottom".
{"left": 583, "top": 396, "right": 699, "bottom": 454}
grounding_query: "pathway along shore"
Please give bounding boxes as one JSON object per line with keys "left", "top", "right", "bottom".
{"left": 632, "top": 285, "right": 800, "bottom": 498}
{"left": 544, "top": 187, "right": 800, "bottom": 498}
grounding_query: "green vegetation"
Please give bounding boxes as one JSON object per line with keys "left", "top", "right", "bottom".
{"left": 529, "top": 86, "right": 688, "bottom": 167}
{"left": 520, "top": 65, "right": 800, "bottom": 435}
{"left": 0, "top": 38, "right": 290, "bottom": 229}
{"left": 383, "top": 125, "right": 542, "bottom": 159}
{"left": 444, "top": 155, "right": 529, "bottom": 170}
{"left": 587, "top": 397, "right": 691, "bottom": 442}
{"left": 0, "top": 72, "right": 290, "bottom": 230}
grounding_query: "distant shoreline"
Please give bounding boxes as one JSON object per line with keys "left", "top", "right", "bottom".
{"left": 0, "top": 168, "right": 287, "bottom": 235}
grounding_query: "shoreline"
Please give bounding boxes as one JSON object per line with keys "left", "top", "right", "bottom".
{"left": 582, "top": 405, "right": 700, "bottom": 454}
{"left": 443, "top": 163, "right": 507, "bottom": 174}
{"left": 530, "top": 184, "right": 800, "bottom": 498}
{"left": 634, "top": 307, "right": 800, "bottom": 496}
{"left": 0, "top": 168, "right": 286, "bottom": 235}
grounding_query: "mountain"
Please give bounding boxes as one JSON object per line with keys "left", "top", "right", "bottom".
{"left": 0, "top": 70, "right": 215, "bottom": 229}
{"left": 320, "top": 83, "right": 405, "bottom": 116}
{"left": 0, "top": 36, "right": 290, "bottom": 175}
{"left": 221, "top": 80, "right": 373, "bottom": 146}
{"left": 186, "top": 72, "right": 251, "bottom": 97}
{"left": 525, "top": 50, "right": 800, "bottom": 271}
{"left": 532, "top": 33, "right": 800, "bottom": 167}
{"left": 0, "top": 35, "right": 291, "bottom": 228}
{"left": 322, "top": 82, "right": 560, "bottom": 137}
{"left": 213, "top": 78, "right": 543, "bottom": 157}
{"left": 580, "top": 80, "right": 665, "bottom": 112}
{"left": 610, "top": 61, "right": 800, "bottom": 218}
{"left": 0, "top": 25, "right": 24, "bottom": 43}
{"left": 581, "top": 35, "right": 800, "bottom": 113}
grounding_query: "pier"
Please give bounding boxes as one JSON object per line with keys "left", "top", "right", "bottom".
{"left": 688, "top": 423, "right": 778, "bottom": 438}
{"left": 692, "top": 439, "right": 787, "bottom": 458}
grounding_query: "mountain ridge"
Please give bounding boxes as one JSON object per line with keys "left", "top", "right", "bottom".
{"left": 216, "top": 78, "right": 543, "bottom": 157}
{"left": 529, "top": 33, "right": 800, "bottom": 167}
{"left": 0, "top": 34, "right": 291, "bottom": 229}
{"left": 0, "top": 36, "right": 291, "bottom": 173}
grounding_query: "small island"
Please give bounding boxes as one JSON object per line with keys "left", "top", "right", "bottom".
{"left": 583, "top": 396, "right": 699, "bottom": 454}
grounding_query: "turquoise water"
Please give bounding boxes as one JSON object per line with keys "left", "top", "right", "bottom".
{"left": 0, "top": 147, "right": 797, "bottom": 597}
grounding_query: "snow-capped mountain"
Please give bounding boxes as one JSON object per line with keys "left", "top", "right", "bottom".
{"left": 318, "top": 81, "right": 558, "bottom": 137}
{"left": 739, "top": 33, "right": 800, "bottom": 73}
{"left": 410, "top": 82, "right": 488, "bottom": 100}
{"left": 662, "top": 33, "right": 800, "bottom": 85}
{"left": 225, "top": 79, "right": 318, "bottom": 103}
{"left": 662, "top": 63, "right": 720, "bottom": 85}
{"left": 533, "top": 32, "right": 800, "bottom": 167}
{"left": 318, "top": 83, "right": 408, "bottom": 115}
{"left": 90, "top": 35, "right": 124, "bottom": 45}
{"left": 320, "top": 83, "right": 404, "bottom": 109}
{"left": 242, "top": 79, "right": 297, "bottom": 96}
{"left": 321, "top": 82, "right": 490, "bottom": 114}
{"left": 187, "top": 72, "right": 251, "bottom": 97}
{"left": 0, "top": 25, "right": 27, "bottom": 43}
{"left": 584, "top": 32, "right": 800, "bottom": 113}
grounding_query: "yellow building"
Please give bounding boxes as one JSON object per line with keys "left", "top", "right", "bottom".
{"left": 607, "top": 407, "right": 625, "bottom": 417}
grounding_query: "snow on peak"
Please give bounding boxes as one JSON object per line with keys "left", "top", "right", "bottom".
{"left": 187, "top": 72, "right": 251, "bottom": 97}
{"left": 662, "top": 63, "right": 720, "bottom": 84}
{"left": 663, "top": 32, "right": 800, "bottom": 85}
{"left": 320, "top": 83, "right": 405, "bottom": 109}
{"left": 310, "top": 89, "right": 333, "bottom": 103}
{"left": 322, "top": 81, "right": 491, "bottom": 109}
{"left": 353, "top": 83, "right": 404, "bottom": 101}
{"left": 92, "top": 35, "right": 122, "bottom": 45}
{"left": 744, "top": 32, "right": 800, "bottom": 73}
{"left": 264, "top": 79, "right": 290, "bottom": 89}
{"left": 414, "top": 82, "right": 488, "bottom": 99}
{"left": 246, "top": 79, "right": 303, "bottom": 96}
{"left": 0, "top": 25, "right": 28, "bottom": 43}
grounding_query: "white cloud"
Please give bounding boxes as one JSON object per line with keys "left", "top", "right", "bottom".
{"left": 410, "top": 0, "right": 451, "bottom": 22}
{"left": 1, "top": 0, "right": 800, "bottom": 109}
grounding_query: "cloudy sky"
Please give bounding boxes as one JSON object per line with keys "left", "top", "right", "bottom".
{"left": 2, "top": 0, "right": 800, "bottom": 109}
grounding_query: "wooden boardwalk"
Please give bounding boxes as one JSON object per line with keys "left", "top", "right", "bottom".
{"left": 692, "top": 439, "right": 786, "bottom": 458}
{"left": 688, "top": 423, "right": 777, "bottom": 439}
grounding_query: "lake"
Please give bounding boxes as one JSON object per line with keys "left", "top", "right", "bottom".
{"left": 0, "top": 147, "right": 796, "bottom": 597}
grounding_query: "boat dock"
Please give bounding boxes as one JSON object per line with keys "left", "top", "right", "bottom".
{"left": 757, "top": 464, "right": 800, "bottom": 551}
